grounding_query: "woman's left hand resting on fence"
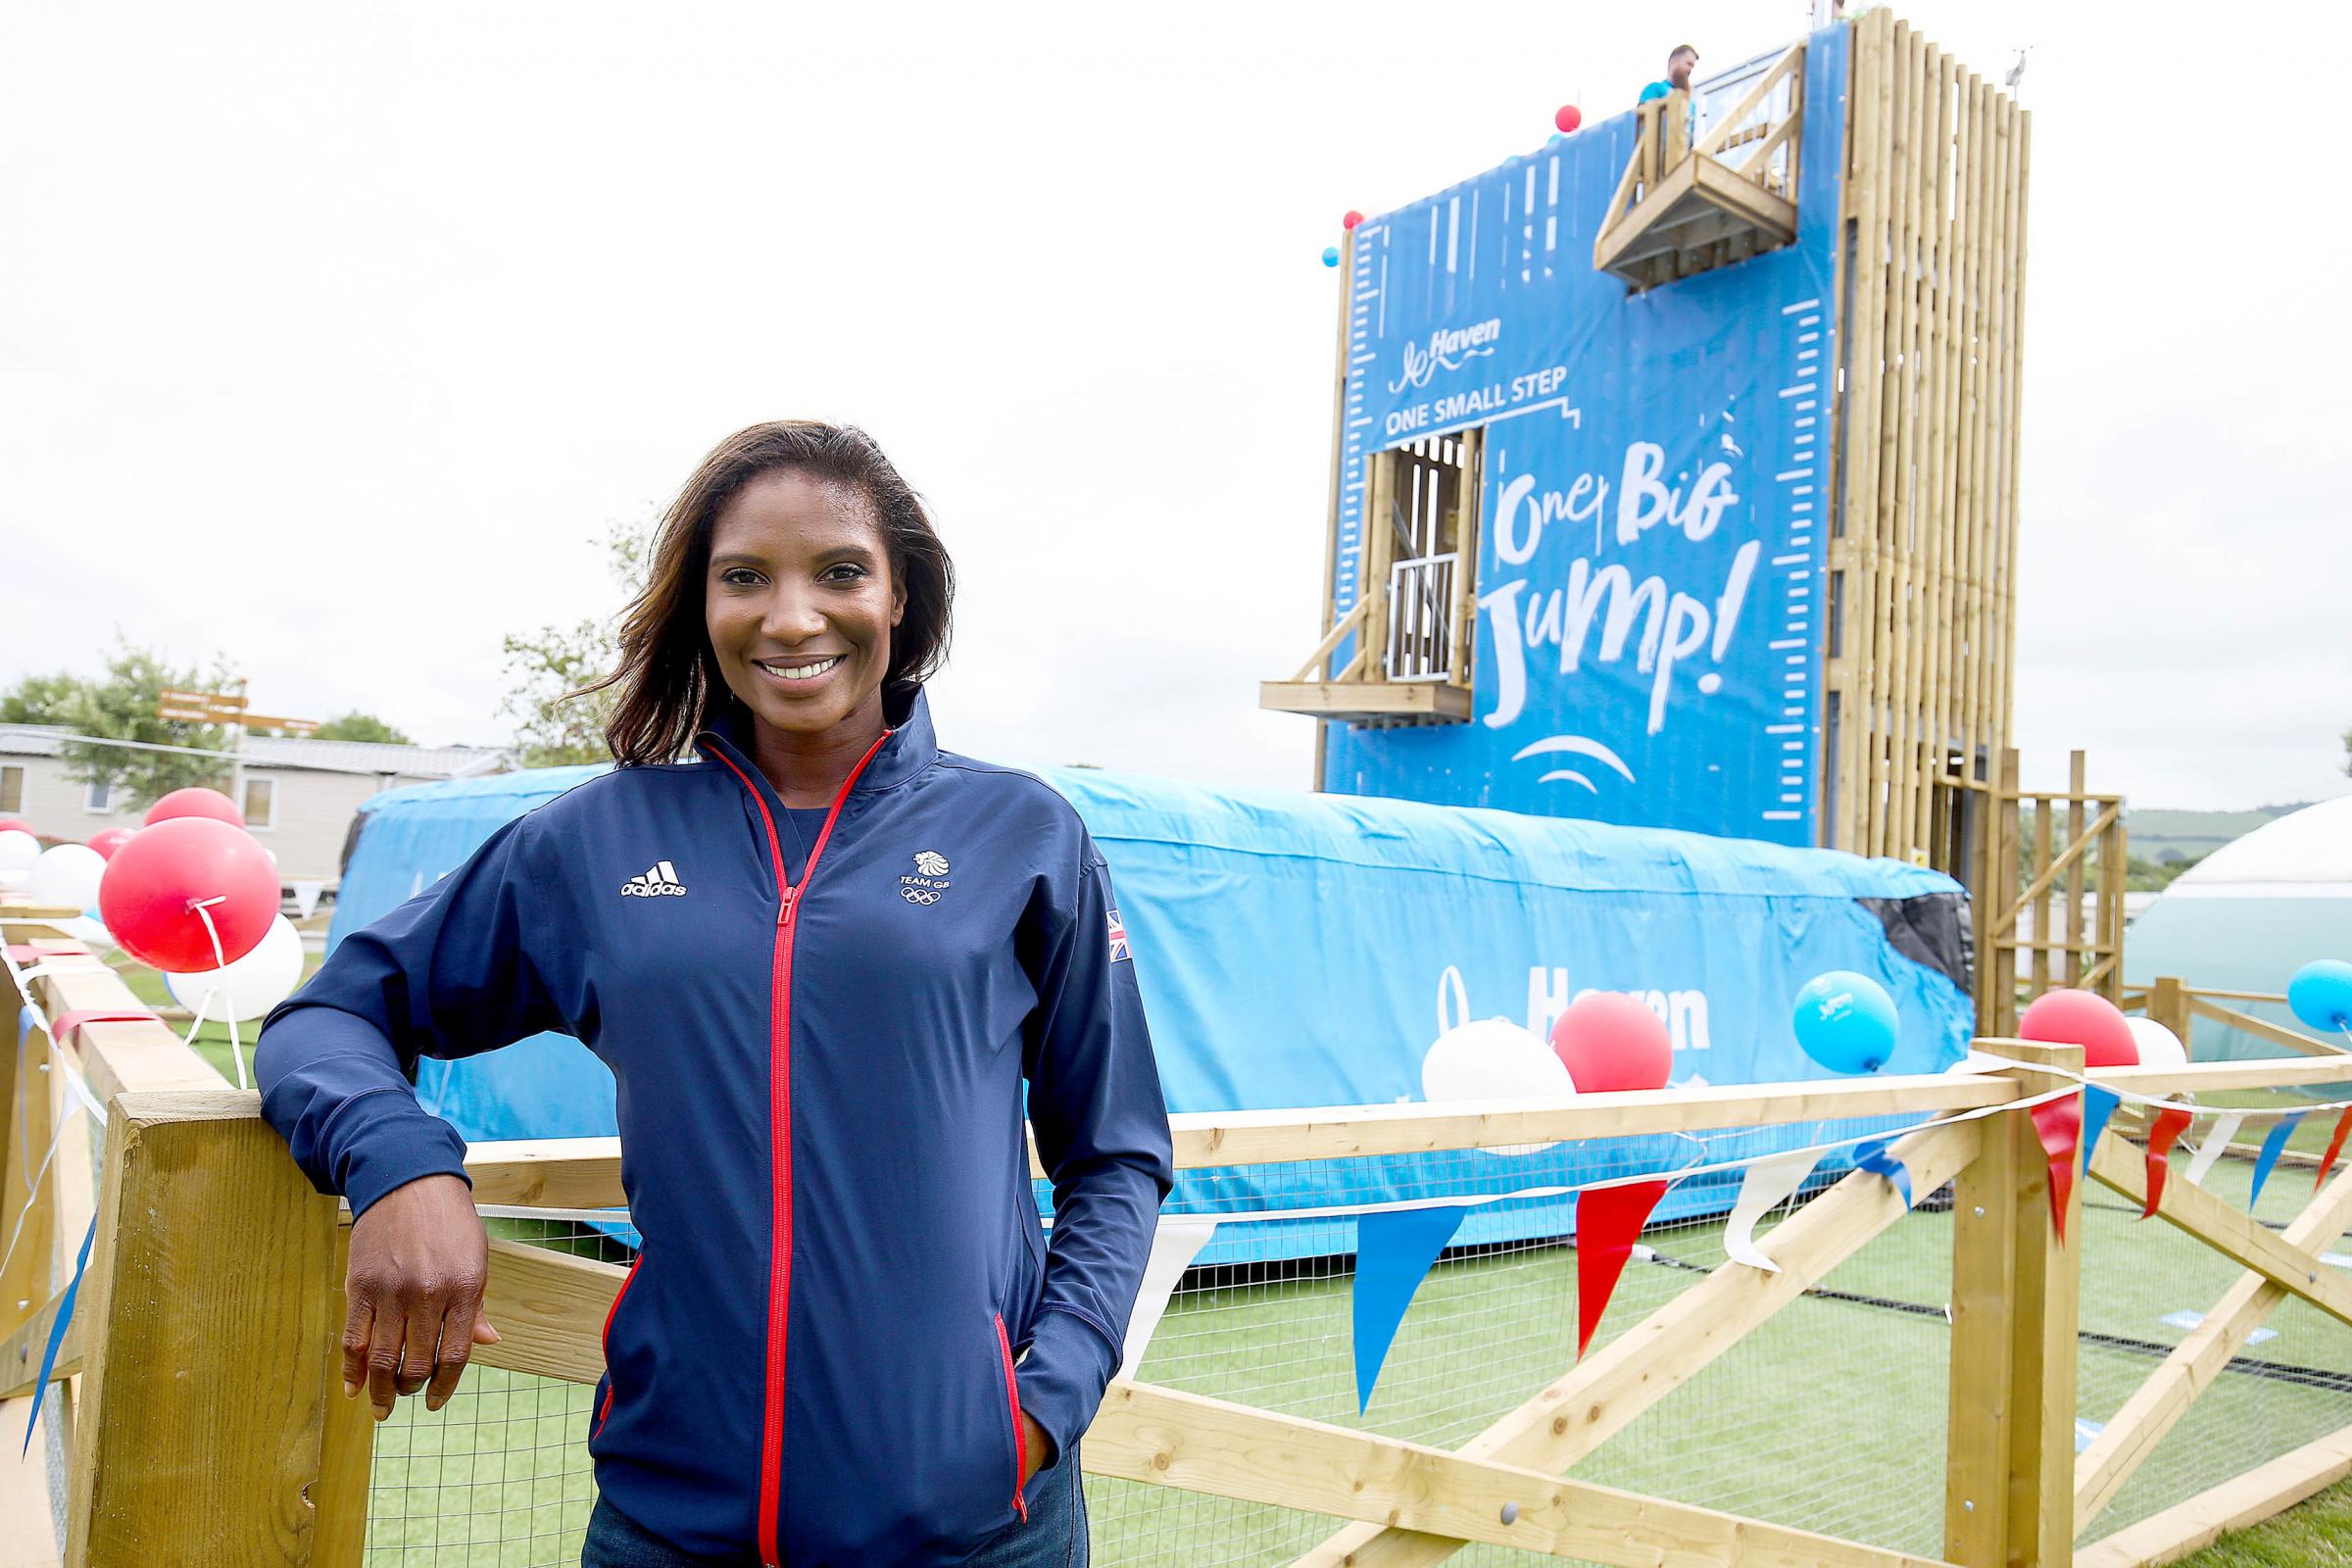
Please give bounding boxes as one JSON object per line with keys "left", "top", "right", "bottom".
{"left": 341, "top": 1171, "right": 503, "bottom": 1420}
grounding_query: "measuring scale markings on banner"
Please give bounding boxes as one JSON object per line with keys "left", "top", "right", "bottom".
{"left": 1321, "top": 25, "right": 1851, "bottom": 846}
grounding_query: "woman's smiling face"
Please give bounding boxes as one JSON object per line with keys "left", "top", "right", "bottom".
{"left": 706, "top": 468, "right": 906, "bottom": 741}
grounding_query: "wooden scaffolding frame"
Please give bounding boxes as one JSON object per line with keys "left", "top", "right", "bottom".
{"left": 14, "top": 903, "right": 2352, "bottom": 1566}
{"left": 1827, "top": 10, "right": 2031, "bottom": 866}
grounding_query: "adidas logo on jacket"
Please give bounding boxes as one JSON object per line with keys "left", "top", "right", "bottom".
{"left": 254, "top": 684, "right": 1174, "bottom": 1565}
{"left": 618, "top": 860, "right": 686, "bottom": 897}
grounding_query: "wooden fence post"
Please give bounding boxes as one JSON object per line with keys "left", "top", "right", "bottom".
{"left": 2149, "top": 977, "right": 2191, "bottom": 1059}
{"left": 64, "top": 1089, "right": 344, "bottom": 1566}
{"left": 1946, "top": 1038, "right": 2084, "bottom": 1567}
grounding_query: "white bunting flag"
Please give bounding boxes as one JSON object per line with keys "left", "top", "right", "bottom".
{"left": 1723, "top": 1152, "right": 1821, "bottom": 1274}
{"left": 1117, "top": 1219, "right": 1219, "bottom": 1381}
{"left": 2183, "top": 1112, "right": 2248, "bottom": 1190}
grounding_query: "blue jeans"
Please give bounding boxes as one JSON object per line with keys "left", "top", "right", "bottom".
{"left": 580, "top": 1441, "right": 1089, "bottom": 1567}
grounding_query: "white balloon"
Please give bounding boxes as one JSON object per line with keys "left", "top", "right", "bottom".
{"left": 1422, "top": 1017, "right": 1575, "bottom": 1155}
{"left": 60, "top": 914, "right": 115, "bottom": 951}
{"left": 0, "top": 868, "right": 26, "bottom": 894}
{"left": 165, "top": 914, "right": 304, "bottom": 1022}
{"left": 2127, "top": 1016, "right": 2189, "bottom": 1068}
{"left": 27, "top": 844, "right": 106, "bottom": 912}
{"left": 0, "top": 830, "right": 38, "bottom": 873}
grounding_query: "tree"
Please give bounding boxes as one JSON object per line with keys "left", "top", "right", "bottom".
{"left": 0, "top": 671, "right": 88, "bottom": 726}
{"left": 307, "top": 711, "right": 413, "bottom": 745}
{"left": 5, "top": 633, "right": 243, "bottom": 811}
{"left": 498, "top": 516, "right": 653, "bottom": 768}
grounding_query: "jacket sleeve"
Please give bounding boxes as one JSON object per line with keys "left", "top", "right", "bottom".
{"left": 255, "top": 810, "right": 572, "bottom": 1221}
{"left": 1013, "top": 827, "right": 1174, "bottom": 1467}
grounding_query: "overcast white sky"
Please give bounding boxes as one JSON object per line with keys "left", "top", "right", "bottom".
{"left": 6, "top": 2, "right": 2346, "bottom": 812}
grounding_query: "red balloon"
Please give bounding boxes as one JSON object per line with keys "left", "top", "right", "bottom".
{"left": 85, "top": 827, "right": 135, "bottom": 860}
{"left": 0, "top": 816, "right": 33, "bottom": 838}
{"left": 144, "top": 786, "right": 244, "bottom": 829}
{"left": 1343, "top": 210, "right": 1365, "bottom": 230}
{"left": 1555, "top": 104, "right": 1583, "bottom": 134}
{"left": 1549, "top": 992, "right": 1673, "bottom": 1092}
{"left": 97, "top": 816, "right": 278, "bottom": 972}
{"left": 2020, "top": 988, "right": 2139, "bottom": 1069}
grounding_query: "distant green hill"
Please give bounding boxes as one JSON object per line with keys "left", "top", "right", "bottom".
{"left": 2126, "top": 804, "right": 2312, "bottom": 866}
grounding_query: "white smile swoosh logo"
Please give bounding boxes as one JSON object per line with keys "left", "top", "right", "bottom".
{"left": 1510, "top": 735, "right": 1638, "bottom": 789}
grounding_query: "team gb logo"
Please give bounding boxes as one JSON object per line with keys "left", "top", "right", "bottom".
{"left": 902, "top": 850, "right": 952, "bottom": 906}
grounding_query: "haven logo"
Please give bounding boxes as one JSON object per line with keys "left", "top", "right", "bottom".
{"left": 1388, "top": 318, "right": 1501, "bottom": 393}
{"left": 900, "top": 850, "right": 951, "bottom": 906}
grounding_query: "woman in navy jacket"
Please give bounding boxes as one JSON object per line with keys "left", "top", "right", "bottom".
{"left": 255, "top": 420, "right": 1175, "bottom": 1566}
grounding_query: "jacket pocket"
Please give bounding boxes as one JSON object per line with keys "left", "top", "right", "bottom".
{"left": 593, "top": 1251, "right": 645, "bottom": 1442}
{"left": 993, "top": 1311, "right": 1030, "bottom": 1523}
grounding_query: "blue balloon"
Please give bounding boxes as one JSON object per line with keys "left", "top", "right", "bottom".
{"left": 1321, "top": 246, "right": 1341, "bottom": 268}
{"left": 1792, "top": 970, "right": 1899, "bottom": 1075}
{"left": 2288, "top": 960, "right": 2352, "bottom": 1034}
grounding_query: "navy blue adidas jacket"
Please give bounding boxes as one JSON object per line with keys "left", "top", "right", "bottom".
{"left": 255, "top": 684, "right": 1174, "bottom": 1564}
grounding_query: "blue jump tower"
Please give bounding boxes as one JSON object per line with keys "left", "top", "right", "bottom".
{"left": 1264, "top": 14, "right": 2029, "bottom": 871}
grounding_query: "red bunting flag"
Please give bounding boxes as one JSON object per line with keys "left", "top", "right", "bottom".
{"left": 1576, "top": 1180, "right": 1669, "bottom": 1359}
{"left": 2029, "top": 1095, "right": 2082, "bottom": 1247}
{"left": 2317, "top": 1106, "right": 2352, "bottom": 1193}
{"left": 2140, "top": 1106, "right": 2194, "bottom": 1220}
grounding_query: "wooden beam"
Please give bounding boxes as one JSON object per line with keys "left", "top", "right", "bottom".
{"left": 0, "top": 1278, "right": 79, "bottom": 1400}
{"left": 2181, "top": 987, "right": 2290, "bottom": 1006}
{"left": 26, "top": 963, "right": 223, "bottom": 1104}
{"left": 464, "top": 1075, "right": 2019, "bottom": 1209}
{"left": 2093, "top": 1056, "right": 2352, "bottom": 1096}
{"left": 2075, "top": 1422, "right": 2352, "bottom": 1568}
{"left": 1693, "top": 42, "right": 1804, "bottom": 159}
{"left": 468, "top": 1236, "right": 627, "bottom": 1386}
{"left": 1287, "top": 597, "right": 1373, "bottom": 684}
{"left": 1258, "top": 679, "right": 1474, "bottom": 723}
{"left": 2185, "top": 996, "right": 2347, "bottom": 1058}
{"left": 1088, "top": 1380, "right": 1951, "bottom": 1568}
{"left": 1997, "top": 800, "right": 2121, "bottom": 930}
{"left": 2087, "top": 1134, "right": 2352, "bottom": 1329}
{"left": 2075, "top": 1159, "right": 2352, "bottom": 1526}
{"left": 1290, "top": 1120, "right": 1982, "bottom": 1568}
{"left": 464, "top": 1136, "right": 632, "bottom": 1209}
{"left": 1596, "top": 101, "right": 1655, "bottom": 238}
{"left": 1594, "top": 158, "right": 1700, "bottom": 274}
{"left": 1689, "top": 159, "right": 1799, "bottom": 239}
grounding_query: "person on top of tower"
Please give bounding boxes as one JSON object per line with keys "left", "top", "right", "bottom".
{"left": 1638, "top": 44, "right": 1700, "bottom": 112}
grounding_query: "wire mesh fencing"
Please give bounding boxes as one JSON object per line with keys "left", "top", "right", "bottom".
{"left": 349, "top": 1090, "right": 2352, "bottom": 1567}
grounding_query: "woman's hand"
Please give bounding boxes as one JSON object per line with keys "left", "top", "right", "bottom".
{"left": 341, "top": 1172, "right": 502, "bottom": 1421}
{"left": 1019, "top": 1409, "right": 1050, "bottom": 1487}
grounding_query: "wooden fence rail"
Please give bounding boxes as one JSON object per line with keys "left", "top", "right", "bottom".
{"left": 4, "top": 907, "right": 2349, "bottom": 1566}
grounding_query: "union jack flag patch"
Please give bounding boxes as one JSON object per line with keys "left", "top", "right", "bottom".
{"left": 1105, "top": 908, "right": 1131, "bottom": 962}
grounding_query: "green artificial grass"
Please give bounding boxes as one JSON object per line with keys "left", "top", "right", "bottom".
{"left": 2172, "top": 1476, "right": 2352, "bottom": 1565}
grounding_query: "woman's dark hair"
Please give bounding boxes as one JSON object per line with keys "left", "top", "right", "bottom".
{"left": 579, "top": 419, "right": 955, "bottom": 766}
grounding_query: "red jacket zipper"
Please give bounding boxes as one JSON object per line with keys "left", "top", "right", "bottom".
{"left": 704, "top": 727, "right": 893, "bottom": 1568}
{"left": 593, "top": 1252, "right": 644, "bottom": 1439}
{"left": 995, "top": 1312, "right": 1029, "bottom": 1522}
